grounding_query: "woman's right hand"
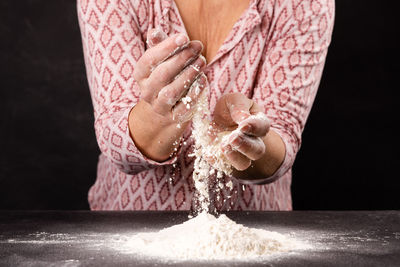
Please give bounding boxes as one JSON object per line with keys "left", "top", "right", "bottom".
{"left": 129, "top": 28, "right": 207, "bottom": 162}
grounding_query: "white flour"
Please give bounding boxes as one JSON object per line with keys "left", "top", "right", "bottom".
{"left": 189, "top": 79, "right": 233, "bottom": 212}
{"left": 126, "top": 75, "right": 302, "bottom": 261}
{"left": 126, "top": 212, "right": 299, "bottom": 261}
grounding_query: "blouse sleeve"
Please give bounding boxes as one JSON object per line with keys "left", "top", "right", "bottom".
{"left": 77, "top": 0, "right": 179, "bottom": 174}
{"left": 252, "top": 0, "right": 335, "bottom": 182}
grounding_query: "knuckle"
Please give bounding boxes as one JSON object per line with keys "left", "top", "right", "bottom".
{"left": 172, "top": 105, "right": 188, "bottom": 122}
{"left": 140, "top": 79, "right": 151, "bottom": 92}
{"left": 141, "top": 90, "right": 152, "bottom": 103}
{"left": 144, "top": 51, "right": 158, "bottom": 67}
{"left": 179, "top": 48, "right": 195, "bottom": 62}
{"left": 157, "top": 69, "right": 171, "bottom": 82}
{"left": 156, "top": 90, "right": 168, "bottom": 104}
{"left": 157, "top": 87, "right": 172, "bottom": 102}
{"left": 168, "top": 88, "right": 181, "bottom": 104}
{"left": 139, "top": 79, "right": 147, "bottom": 90}
{"left": 152, "top": 103, "right": 164, "bottom": 115}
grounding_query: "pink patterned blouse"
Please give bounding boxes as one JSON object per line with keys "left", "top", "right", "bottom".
{"left": 76, "top": 0, "right": 335, "bottom": 211}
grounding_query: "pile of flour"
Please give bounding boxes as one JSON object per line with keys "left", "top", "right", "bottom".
{"left": 127, "top": 66, "right": 300, "bottom": 261}
{"left": 126, "top": 212, "right": 298, "bottom": 261}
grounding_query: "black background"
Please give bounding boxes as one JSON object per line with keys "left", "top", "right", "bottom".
{"left": 0, "top": 1, "right": 398, "bottom": 210}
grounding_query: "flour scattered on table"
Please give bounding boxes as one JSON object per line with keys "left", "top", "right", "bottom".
{"left": 126, "top": 212, "right": 300, "bottom": 261}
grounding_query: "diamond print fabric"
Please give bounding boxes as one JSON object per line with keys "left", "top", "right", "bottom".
{"left": 76, "top": 0, "right": 335, "bottom": 211}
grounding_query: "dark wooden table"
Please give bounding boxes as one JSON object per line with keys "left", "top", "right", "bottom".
{"left": 0, "top": 211, "right": 399, "bottom": 266}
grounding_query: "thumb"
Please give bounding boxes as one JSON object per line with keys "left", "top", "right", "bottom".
{"left": 226, "top": 93, "right": 253, "bottom": 124}
{"left": 213, "top": 93, "right": 253, "bottom": 128}
{"left": 146, "top": 27, "right": 168, "bottom": 48}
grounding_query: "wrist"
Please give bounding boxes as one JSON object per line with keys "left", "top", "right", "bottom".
{"left": 128, "top": 100, "right": 186, "bottom": 162}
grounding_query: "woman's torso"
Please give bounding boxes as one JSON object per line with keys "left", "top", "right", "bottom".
{"left": 87, "top": 0, "right": 297, "bottom": 211}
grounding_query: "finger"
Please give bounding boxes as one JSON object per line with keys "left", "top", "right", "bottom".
{"left": 133, "top": 33, "right": 190, "bottom": 81}
{"left": 152, "top": 56, "right": 206, "bottom": 115}
{"left": 172, "top": 72, "right": 207, "bottom": 123}
{"left": 249, "top": 99, "right": 263, "bottom": 114}
{"left": 140, "top": 41, "right": 203, "bottom": 104}
{"left": 146, "top": 27, "right": 168, "bottom": 48}
{"left": 229, "top": 133, "right": 265, "bottom": 161}
{"left": 147, "top": 41, "right": 203, "bottom": 91}
{"left": 238, "top": 113, "right": 270, "bottom": 137}
{"left": 222, "top": 145, "right": 251, "bottom": 171}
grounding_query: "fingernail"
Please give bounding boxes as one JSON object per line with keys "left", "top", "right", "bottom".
{"left": 240, "top": 124, "right": 252, "bottom": 134}
{"left": 190, "top": 41, "right": 203, "bottom": 54}
{"left": 228, "top": 132, "right": 238, "bottom": 143}
{"left": 175, "top": 34, "right": 188, "bottom": 46}
{"left": 198, "top": 73, "right": 207, "bottom": 85}
{"left": 197, "top": 55, "right": 207, "bottom": 68}
{"left": 196, "top": 57, "right": 206, "bottom": 68}
{"left": 222, "top": 144, "right": 232, "bottom": 153}
{"left": 231, "top": 135, "right": 243, "bottom": 148}
{"left": 190, "top": 58, "right": 206, "bottom": 76}
{"left": 150, "top": 28, "right": 167, "bottom": 42}
{"left": 147, "top": 28, "right": 168, "bottom": 47}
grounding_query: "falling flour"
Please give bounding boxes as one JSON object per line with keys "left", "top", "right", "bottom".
{"left": 126, "top": 62, "right": 300, "bottom": 261}
{"left": 189, "top": 79, "right": 234, "bottom": 212}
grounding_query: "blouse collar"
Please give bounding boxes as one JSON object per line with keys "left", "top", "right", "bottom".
{"left": 161, "top": 0, "right": 261, "bottom": 66}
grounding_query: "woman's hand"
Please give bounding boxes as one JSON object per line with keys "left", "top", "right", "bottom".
{"left": 213, "top": 93, "right": 270, "bottom": 171}
{"left": 129, "top": 28, "right": 207, "bottom": 161}
{"left": 134, "top": 28, "right": 207, "bottom": 123}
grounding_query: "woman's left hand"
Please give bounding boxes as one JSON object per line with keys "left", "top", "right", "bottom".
{"left": 213, "top": 93, "right": 270, "bottom": 171}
